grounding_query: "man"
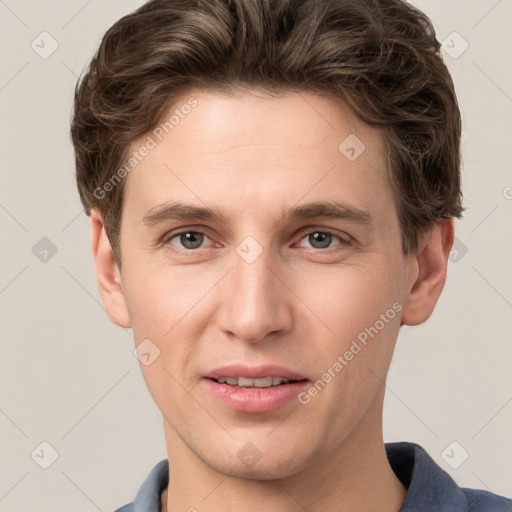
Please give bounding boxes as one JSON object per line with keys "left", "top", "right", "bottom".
{"left": 70, "top": 0, "right": 512, "bottom": 510}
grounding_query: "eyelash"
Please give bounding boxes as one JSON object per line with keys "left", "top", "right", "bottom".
{"left": 161, "top": 227, "right": 351, "bottom": 252}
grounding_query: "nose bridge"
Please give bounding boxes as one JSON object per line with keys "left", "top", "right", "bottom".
{"left": 217, "top": 235, "right": 292, "bottom": 343}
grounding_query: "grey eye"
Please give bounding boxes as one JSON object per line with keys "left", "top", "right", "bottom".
{"left": 308, "top": 232, "right": 332, "bottom": 249}
{"left": 175, "top": 231, "right": 205, "bottom": 249}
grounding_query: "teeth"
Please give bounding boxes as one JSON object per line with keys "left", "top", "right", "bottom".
{"left": 216, "top": 376, "right": 292, "bottom": 387}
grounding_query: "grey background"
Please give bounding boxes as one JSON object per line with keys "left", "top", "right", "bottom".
{"left": 1, "top": 0, "right": 511, "bottom": 510}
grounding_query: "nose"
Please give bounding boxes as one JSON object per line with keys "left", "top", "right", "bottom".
{"left": 216, "top": 239, "right": 293, "bottom": 344}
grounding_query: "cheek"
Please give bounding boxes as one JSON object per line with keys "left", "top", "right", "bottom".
{"left": 296, "top": 266, "right": 402, "bottom": 424}
{"left": 299, "top": 261, "right": 400, "bottom": 333}
{"left": 124, "top": 265, "right": 197, "bottom": 412}
{"left": 123, "top": 261, "right": 194, "bottom": 336}
{"left": 292, "top": 259, "right": 403, "bottom": 387}
{"left": 123, "top": 261, "right": 215, "bottom": 393}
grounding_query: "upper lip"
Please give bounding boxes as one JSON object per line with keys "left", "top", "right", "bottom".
{"left": 204, "top": 364, "right": 308, "bottom": 381}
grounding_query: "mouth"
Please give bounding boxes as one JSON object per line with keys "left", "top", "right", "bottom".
{"left": 202, "top": 364, "right": 310, "bottom": 413}
{"left": 202, "top": 374, "right": 310, "bottom": 413}
{"left": 206, "top": 376, "right": 308, "bottom": 388}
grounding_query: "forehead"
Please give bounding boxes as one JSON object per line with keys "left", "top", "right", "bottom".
{"left": 122, "top": 89, "right": 393, "bottom": 227}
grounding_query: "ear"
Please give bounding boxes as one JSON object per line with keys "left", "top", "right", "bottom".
{"left": 401, "top": 218, "right": 454, "bottom": 326}
{"left": 90, "top": 208, "right": 131, "bottom": 328}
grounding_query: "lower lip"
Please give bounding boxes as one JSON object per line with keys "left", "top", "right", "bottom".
{"left": 202, "top": 378, "right": 309, "bottom": 413}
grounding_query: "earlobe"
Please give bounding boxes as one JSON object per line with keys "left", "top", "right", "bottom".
{"left": 401, "top": 218, "right": 454, "bottom": 326}
{"left": 90, "top": 208, "right": 131, "bottom": 328}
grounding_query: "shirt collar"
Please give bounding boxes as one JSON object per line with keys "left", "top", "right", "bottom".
{"left": 385, "top": 441, "right": 468, "bottom": 511}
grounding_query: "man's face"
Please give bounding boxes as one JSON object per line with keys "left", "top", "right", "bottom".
{"left": 114, "top": 90, "right": 418, "bottom": 478}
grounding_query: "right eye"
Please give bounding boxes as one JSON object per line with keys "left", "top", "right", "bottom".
{"left": 162, "top": 229, "right": 216, "bottom": 251}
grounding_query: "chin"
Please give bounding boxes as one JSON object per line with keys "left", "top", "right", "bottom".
{"left": 199, "top": 436, "right": 314, "bottom": 481}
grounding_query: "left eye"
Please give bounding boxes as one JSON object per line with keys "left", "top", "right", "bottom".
{"left": 296, "top": 231, "right": 346, "bottom": 250}
{"left": 163, "top": 230, "right": 347, "bottom": 251}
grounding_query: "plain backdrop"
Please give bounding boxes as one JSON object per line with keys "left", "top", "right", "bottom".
{"left": 1, "top": 0, "right": 511, "bottom": 510}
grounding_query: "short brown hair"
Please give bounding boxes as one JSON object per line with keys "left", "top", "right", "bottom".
{"left": 71, "top": 0, "right": 464, "bottom": 268}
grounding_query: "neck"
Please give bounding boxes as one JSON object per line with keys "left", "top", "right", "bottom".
{"left": 160, "top": 386, "right": 406, "bottom": 512}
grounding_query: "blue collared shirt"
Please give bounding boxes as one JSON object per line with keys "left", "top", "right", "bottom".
{"left": 114, "top": 441, "right": 512, "bottom": 511}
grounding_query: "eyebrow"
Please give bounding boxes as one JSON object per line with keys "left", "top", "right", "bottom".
{"left": 141, "top": 200, "right": 373, "bottom": 228}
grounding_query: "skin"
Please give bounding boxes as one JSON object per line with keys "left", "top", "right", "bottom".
{"left": 90, "top": 90, "right": 454, "bottom": 512}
